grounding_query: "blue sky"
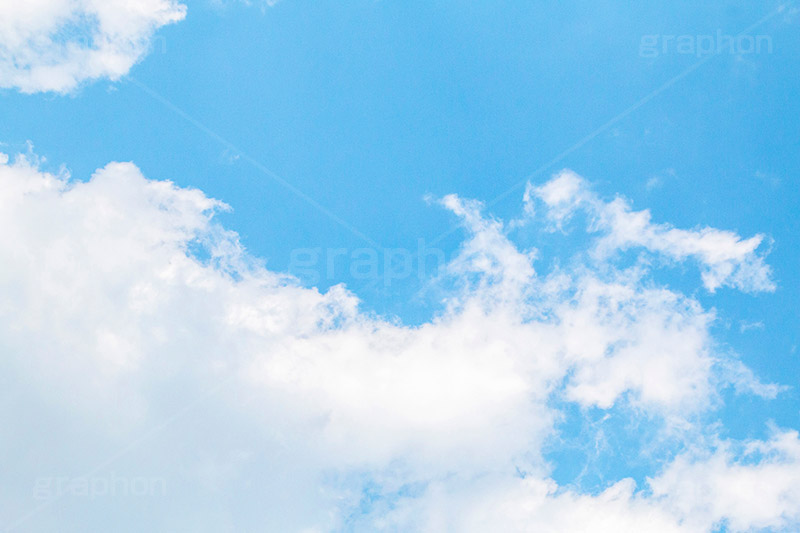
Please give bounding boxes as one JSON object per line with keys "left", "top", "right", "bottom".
{"left": 4, "top": 1, "right": 798, "bottom": 314}
{"left": 1, "top": 1, "right": 799, "bottom": 531}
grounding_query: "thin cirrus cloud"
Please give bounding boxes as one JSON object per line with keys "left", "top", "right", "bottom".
{"left": 0, "top": 151, "right": 795, "bottom": 531}
{"left": 0, "top": 0, "right": 186, "bottom": 93}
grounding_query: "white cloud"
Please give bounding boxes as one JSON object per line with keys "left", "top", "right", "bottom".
{"left": 527, "top": 170, "right": 775, "bottom": 293}
{"left": 646, "top": 175, "right": 663, "bottom": 190}
{"left": 0, "top": 152, "right": 792, "bottom": 531}
{"left": 739, "top": 319, "right": 765, "bottom": 332}
{"left": 0, "top": 0, "right": 186, "bottom": 93}
{"left": 355, "top": 476, "right": 685, "bottom": 533}
{"left": 357, "top": 430, "right": 800, "bottom": 532}
{"left": 651, "top": 428, "right": 800, "bottom": 532}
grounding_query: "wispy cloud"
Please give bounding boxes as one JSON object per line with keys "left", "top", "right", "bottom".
{"left": 527, "top": 170, "right": 775, "bottom": 293}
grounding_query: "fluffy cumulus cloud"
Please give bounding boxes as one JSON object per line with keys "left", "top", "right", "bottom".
{"left": 369, "top": 430, "right": 800, "bottom": 533}
{"left": 0, "top": 0, "right": 186, "bottom": 93}
{"left": 0, "top": 154, "right": 794, "bottom": 531}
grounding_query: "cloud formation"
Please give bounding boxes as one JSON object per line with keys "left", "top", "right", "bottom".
{"left": 0, "top": 153, "right": 792, "bottom": 531}
{"left": 372, "top": 430, "right": 800, "bottom": 532}
{"left": 0, "top": 0, "right": 186, "bottom": 93}
{"left": 528, "top": 170, "right": 775, "bottom": 293}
